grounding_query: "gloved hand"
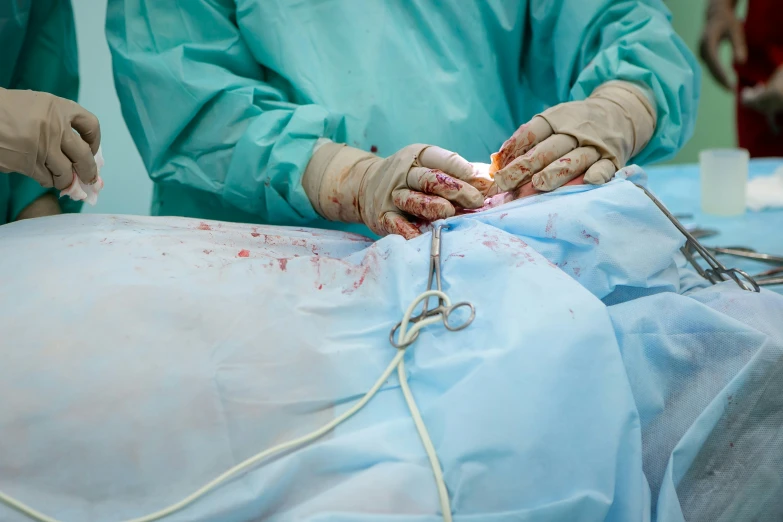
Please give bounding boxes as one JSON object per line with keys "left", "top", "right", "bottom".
{"left": 491, "top": 82, "right": 657, "bottom": 193}
{"left": 741, "top": 65, "right": 783, "bottom": 132}
{"left": 303, "top": 142, "right": 485, "bottom": 239}
{"left": 0, "top": 88, "right": 101, "bottom": 190}
{"left": 457, "top": 163, "right": 586, "bottom": 216}
{"left": 699, "top": 0, "right": 746, "bottom": 90}
{"left": 15, "top": 193, "right": 62, "bottom": 221}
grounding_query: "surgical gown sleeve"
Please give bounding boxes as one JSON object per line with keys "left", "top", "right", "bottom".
{"left": 106, "top": 0, "right": 343, "bottom": 224}
{"left": 7, "top": 0, "right": 82, "bottom": 219}
{"left": 523, "top": 0, "right": 700, "bottom": 165}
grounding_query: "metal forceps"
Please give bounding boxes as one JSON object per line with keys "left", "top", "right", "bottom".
{"left": 708, "top": 248, "right": 783, "bottom": 286}
{"left": 707, "top": 246, "right": 783, "bottom": 265}
{"left": 635, "top": 184, "right": 760, "bottom": 292}
{"left": 389, "top": 224, "right": 476, "bottom": 349}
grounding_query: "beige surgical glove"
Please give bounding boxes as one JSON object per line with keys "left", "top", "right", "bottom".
{"left": 492, "top": 81, "right": 657, "bottom": 192}
{"left": 15, "top": 193, "right": 63, "bottom": 221}
{"left": 0, "top": 88, "right": 101, "bottom": 190}
{"left": 303, "top": 142, "right": 485, "bottom": 239}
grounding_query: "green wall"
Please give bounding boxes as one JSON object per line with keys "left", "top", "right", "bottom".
{"left": 665, "top": 0, "right": 743, "bottom": 164}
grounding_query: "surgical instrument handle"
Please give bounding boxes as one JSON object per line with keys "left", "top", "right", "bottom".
{"left": 709, "top": 247, "right": 783, "bottom": 265}
{"left": 634, "top": 184, "right": 760, "bottom": 292}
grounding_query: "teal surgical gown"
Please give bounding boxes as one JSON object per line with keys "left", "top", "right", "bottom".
{"left": 107, "top": 0, "right": 699, "bottom": 233}
{"left": 0, "top": 0, "right": 82, "bottom": 225}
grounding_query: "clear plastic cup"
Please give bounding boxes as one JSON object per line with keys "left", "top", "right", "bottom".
{"left": 700, "top": 148, "right": 749, "bottom": 216}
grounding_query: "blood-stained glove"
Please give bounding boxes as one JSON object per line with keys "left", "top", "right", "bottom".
{"left": 491, "top": 81, "right": 657, "bottom": 193}
{"left": 0, "top": 88, "right": 101, "bottom": 190}
{"left": 303, "top": 142, "right": 485, "bottom": 239}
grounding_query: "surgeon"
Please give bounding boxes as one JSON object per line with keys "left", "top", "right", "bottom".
{"left": 0, "top": 0, "right": 101, "bottom": 224}
{"left": 107, "top": 1, "right": 698, "bottom": 239}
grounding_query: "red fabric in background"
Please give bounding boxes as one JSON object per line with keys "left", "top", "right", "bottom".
{"left": 734, "top": 0, "right": 783, "bottom": 157}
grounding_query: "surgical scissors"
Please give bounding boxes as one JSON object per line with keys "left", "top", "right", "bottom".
{"left": 389, "top": 224, "right": 476, "bottom": 349}
{"left": 635, "top": 184, "right": 760, "bottom": 292}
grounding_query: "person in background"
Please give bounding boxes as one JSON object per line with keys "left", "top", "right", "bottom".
{"left": 701, "top": 0, "right": 783, "bottom": 157}
{"left": 0, "top": 1, "right": 101, "bottom": 224}
{"left": 107, "top": 0, "right": 698, "bottom": 239}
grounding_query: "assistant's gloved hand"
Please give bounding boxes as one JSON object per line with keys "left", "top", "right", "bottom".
{"left": 15, "top": 193, "right": 62, "bottom": 221}
{"left": 0, "top": 88, "right": 101, "bottom": 190}
{"left": 741, "top": 65, "right": 783, "bottom": 132}
{"left": 699, "top": 0, "right": 746, "bottom": 90}
{"left": 457, "top": 163, "right": 586, "bottom": 217}
{"left": 491, "top": 82, "right": 657, "bottom": 193}
{"left": 303, "top": 142, "right": 485, "bottom": 239}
